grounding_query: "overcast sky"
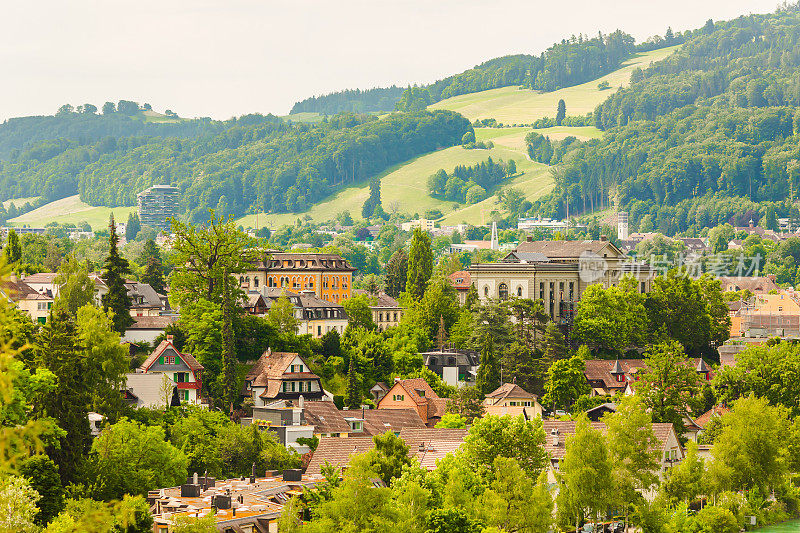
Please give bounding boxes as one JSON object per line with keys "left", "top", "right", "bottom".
{"left": 0, "top": 0, "right": 782, "bottom": 121}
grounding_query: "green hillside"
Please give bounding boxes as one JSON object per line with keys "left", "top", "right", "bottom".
{"left": 8, "top": 195, "right": 136, "bottom": 230}
{"left": 429, "top": 46, "right": 679, "bottom": 125}
{"left": 238, "top": 127, "right": 553, "bottom": 228}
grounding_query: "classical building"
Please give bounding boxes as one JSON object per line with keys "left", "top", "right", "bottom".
{"left": 245, "top": 252, "right": 356, "bottom": 304}
{"left": 138, "top": 337, "right": 204, "bottom": 405}
{"left": 244, "top": 349, "right": 324, "bottom": 406}
{"left": 137, "top": 185, "right": 179, "bottom": 231}
{"left": 468, "top": 237, "right": 652, "bottom": 325}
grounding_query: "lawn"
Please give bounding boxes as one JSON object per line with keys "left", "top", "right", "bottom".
{"left": 429, "top": 46, "right": 679, "bottom": 125}
{"left": 8, "top": 195, "right": 136, "bottom": 230}
{"left": 238, "top": 140, "right": 553, "bottom": 228}
{"left": 3, "top": 197, "right": 39, "bottom": 209}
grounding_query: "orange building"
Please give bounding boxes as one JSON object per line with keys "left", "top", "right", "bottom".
{"left": 244, "top": 252, "right": 356, "bottom": 304}
{"left": 377, "top": 377, "right": 447, "bottom": 427}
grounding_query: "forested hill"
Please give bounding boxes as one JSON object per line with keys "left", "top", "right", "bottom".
{"left": 533, "top": 6, "right": 800, "bottom": 236}
{"left": 289, "top": 86, "right": 405, "bottom": 115}
{"left": 0, "top": 109, "right": 470, "bottom": 223}
{"left": 0, "top": 103, "right": 243, "bottom": 160}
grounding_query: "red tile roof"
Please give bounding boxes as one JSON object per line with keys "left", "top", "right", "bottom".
{"left": 584, "top": 358, "right": 712, "bottom": 391}
{"left": 485, "top": 383, "right": 538, "bottom": 404}
{"left": 448, "top": 271, "right": 472, "bottom": 290}
{"left": 303, "top": 401, "right": 351, "bottom": 434}
{"left": 543, "top": 420, "right": 675, "bottom": 460}
{"left": 361, "top": 408, "right": 426, "bottom": 436}
{"left": 694, "top": 406, "right": 729, "bottom": 429}
{"left": 305, "top": 437, "right": 375, "bottom": 475}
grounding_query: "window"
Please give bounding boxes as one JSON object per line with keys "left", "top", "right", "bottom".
{"left": 298, "top": 381, "right": 304, "bottom": 392}
{"left": 323, "top": 277, "right": 329, "bottom": 288}
{"left": 379, "top": 313, "right": 383, "bottom": 322}
{"left": 517, "top": 286, "right": 523, "bottom": 297}
{"left": 430, "top": 357, "right": 437, "bottom": 365}
{"left": 418, "top": 390, "right": 425, "bottom": 397}
{"left": 393, "top": 312, "right": 398, "bottom": 321}
{"left": 640, "top": 282, "right": 646, "bottom": 293}
{"left": 539, "top": 282, "right": 545, "bottom": 300}
{"left": 392, "top": 394, "right": 405, "bottom": 401}
{"left": 317, "top": 325, "right": 322, "bottom": 336}
{"left": 174, "top": 372, "right": 187, "bottom": 383}
{"left": 498, "top": 283, "right": 508, "bottom": 300}
{"left": 254, "top": 277, "right": 259, "bottom": 287}
{"left": 484, "top": 286, "right": 489, "bottom": 297}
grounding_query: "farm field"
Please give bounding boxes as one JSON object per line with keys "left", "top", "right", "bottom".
{"left": 429, "top": 46, "right": 679, "bottom": 125}
{"left": 8, "top": 195, "right": 136, "bottom": 230}
{"left": 238, "top": 138, "right": 553, "bottom": 228}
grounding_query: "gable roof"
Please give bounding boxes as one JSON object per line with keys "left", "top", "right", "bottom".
{"left": 399, "top": 427, "right": 469, "bottom": 443}
{"left": 485, "top": 383, "right": 537, "bottom": 404}
{"left": 352, "top": 290, "right": 401, "bottom": 309}
{"left": 1, "top": 277, "right": 45, "bottom": 301}
{"left": 302, "top": 401, "right": 351, "bottom": 434}
{"left": 394, "top": 378, "right": 440, "bottom": 405}
{"left": 246, "top": 350, "right": 317, "bottom": 386}
{"left": 448, "top": 271, "right": 472, "bottom": 290}
{"left": 718, "top": 276, "right": 779, "bottom": 294}
{"left": 694, "top": 405, "right": 730, "bottom": 429}
{"left": 362, "top": 408, "right": 426, "bottom": 436}
{"left": 139, "top": 340, "right": 204, "bottom": 373}
{"left": 305, "top": 437, "right": 375, "bottom": 475}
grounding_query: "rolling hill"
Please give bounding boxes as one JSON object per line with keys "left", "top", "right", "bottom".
{"left": 429, "top": 46, "right": 679, "bottom": 125}
{"left": 8, "top": 195, "right": 136, "bottom": 230}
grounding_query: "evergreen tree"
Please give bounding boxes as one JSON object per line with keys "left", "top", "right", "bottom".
{"left": 19, "top": 455, "right": 64, "bottom": 526}
{"left": 101, "top": 214, "right": 133, "bottom": 334}
{"left": 476, "top": 337, "right": 500, "bottom": 396}
{"left": 406, "top": 228, "right": 433, "bottom": 300}
{"left": 125, "top": 212, "right": 141, "bottom": 241}
{"left": 4, "top": 229, "right": 21, "bottom": 264}
{"left": 35, "top": 308, "right": 91, "bottom": 485}
{"left": 361, "top": 178, "right": 381, "bottom": 219}
{"left": 555, "top": 99, "right": 566, "bottom": 126}
{"left": 345, "top": 353, "right": 360, "bottom": 409}
{"left": 542, "top": 321, "right": 568, "bottom": 363}
{"left": 140, "top": 239, "right": 166, "bottom": 294}
{"left": 384, "top": 249, "right": 408, "bottom": 298}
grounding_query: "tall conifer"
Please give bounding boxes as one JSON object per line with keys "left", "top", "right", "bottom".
{"left": 101, "top": 214, "right": 133, "bottom": 334}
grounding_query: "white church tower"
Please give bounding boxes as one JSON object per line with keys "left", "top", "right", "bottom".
{"left": 490, "top": 221, "right": 499, "bottom": 250}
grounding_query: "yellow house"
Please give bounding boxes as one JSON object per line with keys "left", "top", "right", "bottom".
{"left": 483, "top": 383, "right": 543, "bottom": 418}
{"left": 1, "top": 277, "right": 53, "bottom": 324}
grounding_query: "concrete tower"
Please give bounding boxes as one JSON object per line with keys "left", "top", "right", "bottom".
{"left": 491, "top": 221, "right": 499, "bottom": 250}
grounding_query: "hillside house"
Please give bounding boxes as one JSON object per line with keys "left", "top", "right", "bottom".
{"left": 376, "top": 377, "right": 448, "bottom": 427}
{"left": 138, "top": 338, "right": 204, "bottom": 405}
{"left": 244, "top": 349, "right": 324, "bottom": 406}
{"left": 422, "top": 348, "right": 480, "bottom": 388}
{"left": 584, "top": 358, "right": 713, "bottom": 396}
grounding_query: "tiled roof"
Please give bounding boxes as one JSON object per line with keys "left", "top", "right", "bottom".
{"left": 1, "top": 277, "right": 47, "bottom": 301}
{"left": 127, "top": 315, "right": 177, "bottom": 330}
{"left": 717, "top": 276, "right": 779, "bottom": 294}
{"left": 252, "top": 253, "right": 355, "bottom": 272}
{"left": 21, "top": 272, "right": 59, "bottom": 284}
{"left": 305, "top": 437, "right": 376, "bottom": 475}
{"left": 140, "top": 340, "right": 204, "bottom": 372}
{"left": 361, "top": 408, "right": 426, "bottom": 436}
{"left": 584, "top": 358, "right": 712, "bottom": 390}
{"left": 448, "top": 271, "right": 472, "bottom": 290}
{"left": 399, "top": 427, "right": 468, "bottom": 443}
{"left": 246, "top": 350, "right": 319, "bottom": 400}
{"left": 484, "top": 405, "right": 538, "bottom": 419}
{"left": 515, "top": 240, "right": 621, "bottom": 259}
{"left": 694, "top": 406, "right": 729, "bottom": 429}
{"left": 543, "top": 420, "right": 675, "bottom": 460}
{"left": 397, "top": 378, "right": 439, "bottom": 406}
{"left": 415, "top": 439, "right": 463, "bottom": 470}
{"left": 125, "top": 281, "right": 162, "bottom": 308}
{"left": 303, "top": 401, "right": 352, "bottom": 434}
{"left": 352, "top": 290, "right": 401, "bottom": 308}
{"left": 485, "top": 383, "right": 537, "bottom": 404}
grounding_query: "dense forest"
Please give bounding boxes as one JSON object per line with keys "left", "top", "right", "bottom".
{"left": 289, "top": 86, "right": 405, "bottom": 115}
{"left": 533, "top": 6, "right": 800, "bottom": 236}
{"left": 427, "top": 158, "right": 516, "bottom": 204}
{"left": 0, "top": 109, "right": 470, "bottom": 222}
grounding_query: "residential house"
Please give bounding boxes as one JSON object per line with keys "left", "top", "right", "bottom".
{"left": 125, "top": 281, "right": 166, "bottom": 317}
{"left": 306, "top": 427, "right": 468, "bottom": 475}
{"left": 244, "top": 349, "right": 324, "bottom": 406}
{"left": 138, "top": 338, "right": 204, "bottom": 405}
{"left": 584, "top": 358, "right": 713, "bottom": 396}
{"left": 400, "top": 218, "right": 436, "bottom": 232}
{"left": 718, "top": 275, "right": 779, "bottom": 295}
{"left": 370, "top": 382, "right": 390, "bottom": 402}
{"left": 376, "top": 377, "right": 448, "bottom": 427}
{"left": 122, "top": 315, "right": 178, "bottom": 345}
{"left": 353, "top": 290, "right": 403, "bottom": 331}
{"left": 246, "top": 401, "right": 316, "bottom": 454}
{"left": 341, "top": 407, "right": 427, "bottom": 437}
{"left": 679, "top": 237, "right": 709, "bottom": 253}
{"left": 448, "top": 271, "right": 472, "bottom": 305}
{"left": 483, "top": 383, "right": 543, "bottom": 418}
{"left": 694, "top": 405, "right": 730, "bottom": 441}
{"left": 421, "top": 348, "right": 480, "bottom": 388}
{"left": 301, "top": 401, "right": 353, "bottom": 438}
{"left": 734, "top": 292, "right": 800, "bottom": 338}
{"left": 584, "top": 402, "right": 618, "bottom": 421}
{"left": 543, "top": 420, "right": 684, "bottom": 488}
{"left": 245, "top": 252, "right": 356, "bottom": 304}
{"left": 1, "top": 276, "right": 53, "bottom": 324}
{"left": 244, "top": 292, "right": 269, "bottom": 316}
{"left": 23, "top": 271, "right": 108, "bottom": 306}
{"left": 260, "top": 287, "right": 348, "bottom": 338}
{"left": 469, "top": 238, "right": 652, "bottom": 326}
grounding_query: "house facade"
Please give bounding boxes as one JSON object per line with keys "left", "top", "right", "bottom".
{"left": 353, "top": 290, "right": 403, "bottom": 331}
{"left": 421, "top": 348, "right": 480, "bottom": 388}
{"left": 483, "top": 383, "right": 543, "bottom": 418}
{"left": 245, "top": 252, "right": 356, "bottom": 304}
{"left": 259, "top": 287, "right": 349, "bottom": 338}
{"left": 138, "top": 338, "right": 204, "bottom": 405}
{"left": 584, "top": 358, "right": 713, "bottom": 397}
{"left": 2, "top": 277, "right": 53, "bottom": 324}
{"left": 377, "top": 377, "right": 447, "bottom": 426}
{"left": 244, "top": 349, "right": 324, "bottom": 406}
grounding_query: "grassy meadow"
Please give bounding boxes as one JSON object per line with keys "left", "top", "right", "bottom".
{"left": 8, "top": 195, "right": 136, "bottom": 230}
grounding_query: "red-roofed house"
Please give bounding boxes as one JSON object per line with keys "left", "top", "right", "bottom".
{"left": 244, "top": 349, "right": 324, "bottom": 406}
{"left": 377, "top": 377, "right": 447, "bottom": 427}
{"left": 138, "top": 337, "right": 204, "bottom": 405}
{"left": 584, "top": 358, "right": 713, "bottom": 396}
{"left": 448, "top": 271, "right": 472, "bottom": 305}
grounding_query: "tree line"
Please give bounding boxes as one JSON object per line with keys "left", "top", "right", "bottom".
{"left": 290, "top": 86, "right": 405, "bottom": 115}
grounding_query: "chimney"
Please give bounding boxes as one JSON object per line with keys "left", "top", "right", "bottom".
{"left": 250, "top": 462, "right": 256, "bottom": 484}
{"left": 526, "top": 236, "right": 533, "bottom": 242}
{"left": 418, "top": 443, "right": 425, "bottom": 453}
{"left": 600, "top": 235, "right": 608, "bottom": 242}
{"left": 167, "top": 334, "right": 174, "bottom": 342}
{"left": 299, "top": 395, "right": 304, "bottom": 409}
{"left": 394, "top": 376, "right": 401, "bottom": 383}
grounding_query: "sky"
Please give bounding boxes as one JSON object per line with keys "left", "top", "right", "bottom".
{"left": 0, "top": 0, "right": 783, "bottom": 121}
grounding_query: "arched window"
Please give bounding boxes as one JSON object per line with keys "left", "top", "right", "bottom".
{"left": 499, "top": 283, "right": 509, "bottom": 300}
{"left": 517, "top": 286, "right": 523, "bottom": 297}
{"left": 254, "top": 277, "right": 259, "bottom": 288}
{"left": 239, "top": 276, "right": 245, "bottom": 283}
{"left": 484, "top": 286, "right": 489, "bottom": 297}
